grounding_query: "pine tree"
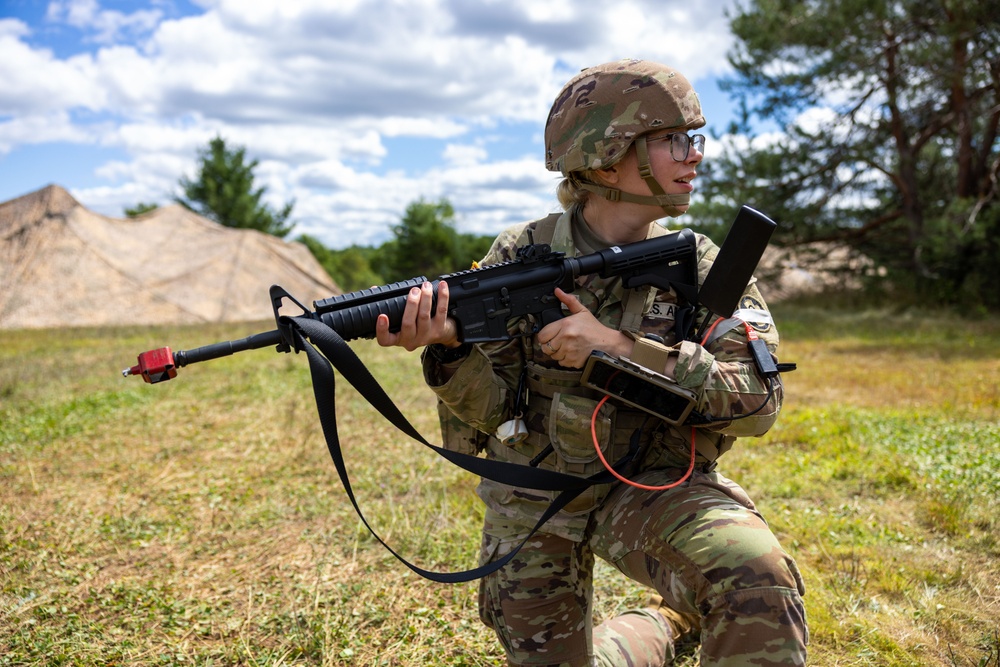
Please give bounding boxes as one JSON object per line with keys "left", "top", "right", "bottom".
{"left": 702, "top": 0, "right": 999, "bottom": 307}
{"left": 177, "top": 136, "right": 294, "bottom": 238}
{"left": 387, "top": 199, "right": 461, "bottom": 280}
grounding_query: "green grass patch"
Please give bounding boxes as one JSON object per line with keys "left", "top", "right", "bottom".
{"left": 2, "top": 313, "right": 999, "bottom": 665}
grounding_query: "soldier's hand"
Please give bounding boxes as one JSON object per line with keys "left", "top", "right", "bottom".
{"left": 537, "top": 288, "right": 632, "bottom": 368}
{"left": 375, "top": 280, "right": 459, "bottom": 351}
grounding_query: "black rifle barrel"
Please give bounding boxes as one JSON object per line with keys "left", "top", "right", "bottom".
{"left": 128, "top": 207, "right": 773, "bottom": 376}
{"left": 174, "top": 329, "right": 284, "bottom": 367}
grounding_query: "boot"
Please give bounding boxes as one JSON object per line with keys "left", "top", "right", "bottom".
{"left": 647, "top": 594, "right": 701, "bottom": 648}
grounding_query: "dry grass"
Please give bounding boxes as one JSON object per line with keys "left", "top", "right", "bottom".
{"left": 742, "top": 306, "right": 1000, "bottom": 667}
{"left": 1, "top": 309, "right": 998, "bottom": 665}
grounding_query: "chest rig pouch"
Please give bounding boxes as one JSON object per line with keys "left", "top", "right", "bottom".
{"left": 491, "top": 362, "right": 647, "bottom": 515}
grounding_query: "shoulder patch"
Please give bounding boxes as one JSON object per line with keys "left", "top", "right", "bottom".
{"left": 737, "top": 295, "right": 772, "bottom": 333}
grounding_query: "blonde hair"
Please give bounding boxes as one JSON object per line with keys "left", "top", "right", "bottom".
{"left": 556, "top": 172, "right": 602, "bottom": 210}
{"left": 555, "top": 144, "right": 636, "bottom": 210}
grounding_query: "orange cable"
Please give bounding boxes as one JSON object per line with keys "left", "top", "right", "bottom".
{"left": 590, "top": 395, "right": 696, "bottom": 491}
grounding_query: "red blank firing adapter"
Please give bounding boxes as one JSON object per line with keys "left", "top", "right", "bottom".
{"left": 122, "top": 348, "right": 177, "bottom": 384}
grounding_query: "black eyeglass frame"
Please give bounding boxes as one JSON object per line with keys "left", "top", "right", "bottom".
{"left": 646, "top": 132, "right": 706, "bottom": 162}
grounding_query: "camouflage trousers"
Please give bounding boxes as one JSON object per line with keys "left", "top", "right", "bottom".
{"left": 477, "top": 468, "right": 808, "bottom": 666}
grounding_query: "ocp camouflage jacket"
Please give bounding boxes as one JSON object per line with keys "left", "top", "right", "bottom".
{"left": 421, "top": 208, "right": 784, "bottom": 542}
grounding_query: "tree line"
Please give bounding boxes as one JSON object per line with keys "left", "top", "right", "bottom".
{"left": 129, "top": 0, "right": 999, "bottom": 309}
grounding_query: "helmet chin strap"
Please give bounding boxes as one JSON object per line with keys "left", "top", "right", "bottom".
{"left": 574, "top": 135, "right": 688, "bottom": 217}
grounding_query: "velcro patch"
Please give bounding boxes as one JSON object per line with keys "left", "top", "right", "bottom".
{"left": 647, "top": 302, "right": 679, "bottom": 321}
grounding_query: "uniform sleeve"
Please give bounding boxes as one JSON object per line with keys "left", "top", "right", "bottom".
{"left": 671, "top": 237, "right": 784, "bottom": 438}
{"left": 421, "top": 338, "right": 518, "bottom": 433}
{"left": 419, "top": 226, "right": 528, "bottom": 433}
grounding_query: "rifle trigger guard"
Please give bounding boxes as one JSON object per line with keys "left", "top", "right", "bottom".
{"left": 269, "top": 285, "right": 313, "bottom": 353}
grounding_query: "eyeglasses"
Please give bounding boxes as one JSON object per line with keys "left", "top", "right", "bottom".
{"left": 646, "top": 132, "right": 706, "bottom": 162}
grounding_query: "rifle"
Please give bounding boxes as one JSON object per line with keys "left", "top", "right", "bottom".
{"left": 122, "top": 205, "right": 776, "bottom": 383}
{"left": 119, "top": 205, "right": 779, "bottom": 583}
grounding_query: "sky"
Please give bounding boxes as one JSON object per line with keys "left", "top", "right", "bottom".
{"left": 0, "top": 0, "right": 745, "bottom": 249}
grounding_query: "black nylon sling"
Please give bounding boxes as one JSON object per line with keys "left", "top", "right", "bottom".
{"left": 285, "top": 315, "right": 639, "bottom": 583}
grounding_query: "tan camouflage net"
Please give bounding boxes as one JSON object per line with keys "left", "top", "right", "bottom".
{"left": 0, "top": 185, "right": 340, "bottom": 329}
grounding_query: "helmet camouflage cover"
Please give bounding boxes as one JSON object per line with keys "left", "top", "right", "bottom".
{"left": 545, "top": 58, "right": 706, "bottom": 175}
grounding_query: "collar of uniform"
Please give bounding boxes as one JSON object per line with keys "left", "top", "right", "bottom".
{"left": 569, "top": 206, "right": 604, "bottom": 255}
{"left": 562, "top": 206, "right": 630, "bottom": 319}
{"left": 547, "top": 207, "right": 577, "bottom": 255}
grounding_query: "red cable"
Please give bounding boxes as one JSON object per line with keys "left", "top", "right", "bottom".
{"left": 700, "top": 317, "right": 723, "bottom": 346}
{"left": 590, "top": 395, "right": 696, "bottom": 491}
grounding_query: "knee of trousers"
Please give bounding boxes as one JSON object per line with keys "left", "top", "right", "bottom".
{"left": 661, "top": 535, "right": 809, "bottom": 660}
{"left": 708, "top": 541, "right": 806, "bottom": 600}
{"left": 641, "top": 519, "right": 807, "bottom": 609}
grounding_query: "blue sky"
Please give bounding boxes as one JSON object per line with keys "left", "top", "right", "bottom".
{"left": 1, "top": 0, "right": 744, "bottom": 248}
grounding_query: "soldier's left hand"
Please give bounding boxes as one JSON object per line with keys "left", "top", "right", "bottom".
{"left": 375, "top": 280, "right": 459, "bottom": 351}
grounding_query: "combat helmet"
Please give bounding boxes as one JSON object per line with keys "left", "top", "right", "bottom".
{"left": 544, "top": 58, "right": 705, "bottom": 216}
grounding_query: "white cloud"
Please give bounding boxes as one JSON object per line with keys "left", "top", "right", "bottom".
{"left": 0, "top": 111, "right": 93, "bottom": 154}
{"left": 107, "top": 119, "right": 389, "bottom": 165}
{"left": 46, "top": 0, "right": 162, "bottom": 44}
{"left": 3, "top": 0, "right": 741, "bottom": 248}
{"left": 442, "top": 143, "right": 488, "bottom": 167}
{"left": 0, "top": 18, "right": 30, "bottom": 39}
{"left": 0, "top": 25, "right": 105, "bottom": 114}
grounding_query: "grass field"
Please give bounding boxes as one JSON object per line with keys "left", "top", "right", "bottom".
{"left": 1, "top": 306, "right": 998, "bottom": 666}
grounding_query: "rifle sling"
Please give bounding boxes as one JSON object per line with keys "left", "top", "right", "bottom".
{"left": 286, "top": 315, "right": 639, "bottom": 584}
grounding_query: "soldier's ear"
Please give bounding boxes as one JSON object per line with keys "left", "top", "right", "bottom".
{"left": 593, "top": 164, "right": 620, "bottom": 186}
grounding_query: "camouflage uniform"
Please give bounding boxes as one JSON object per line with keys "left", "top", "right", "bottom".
{"left": 421, "top": 58, "right": 807, "bottom": 665}
{"left": 422, "top": 210, "right": 807, "bottom": 666}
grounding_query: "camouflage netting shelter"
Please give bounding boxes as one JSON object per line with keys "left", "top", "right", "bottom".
{"left": 0, "top": 184, "right": 341, "bottom": 329}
